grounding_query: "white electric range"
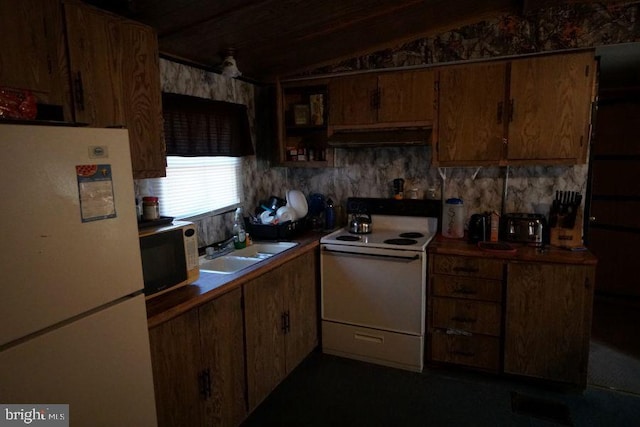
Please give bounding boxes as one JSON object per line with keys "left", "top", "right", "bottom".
{"left": 320, "top": 198, "right": 440, "bottom": 372}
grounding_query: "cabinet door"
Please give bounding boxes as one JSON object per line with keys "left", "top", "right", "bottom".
{"left": 507, "top": 52, "right": 595, "bottom": 163}
{"left": 119, "top": 19, "right": 166, "bottom": 178}
{"left": 64, "top": 1, "right": 165, "bottom": 178}
{"left": 435, "top": 62, "right": 506, "bottom": 164}
{"left": 378, "top": 69, "right": 433, "bottom": 123}
{"left": 199, "top": 288, "right": 247, "bottom": 427}
{"left": 284, "top": 250, "right": 318, "bottom": 374}
{"left": 504, "top": 262, "right": 595, "bottom": 386}
{"left": 244, "top": 268, "right": 287, "bottom": 411}
{"left": 0, "top": 0, "right": 71, "bottom": 119}
{"left": 328, "top": 74, "right": 378, "bottom": 126}
{"left": 149, "top": 309, "right": 205, "bottom": 427}
{"left": 64, "top": 1, "right": 126, "bottom": 128}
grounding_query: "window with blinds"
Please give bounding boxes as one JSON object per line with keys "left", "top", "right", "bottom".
{"left": 147, "top": 93, "right": 253, "bottom": 219}
{"left": 147, "top": 156, "right": 242, "bottom": 219}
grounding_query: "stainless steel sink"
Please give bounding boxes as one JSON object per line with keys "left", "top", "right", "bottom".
{"left": 232, "top": 242, "right": 298, "bottom": 258}
{"left": 199, "top": 242, "right": 298, "bottom": 274}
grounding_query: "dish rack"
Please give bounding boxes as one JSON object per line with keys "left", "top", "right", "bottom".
{"left": 244, "top": 217, "right": 307, "bottom": 240}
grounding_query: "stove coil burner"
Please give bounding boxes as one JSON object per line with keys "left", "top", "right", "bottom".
{"left": 384, "top": 238, "right": 418, "bottom": 246}
{"left": 336, "top": 235, "right": 360, "bottom": 241}
{"left": 399, "top": 232, "right": 424, "bottom": 239}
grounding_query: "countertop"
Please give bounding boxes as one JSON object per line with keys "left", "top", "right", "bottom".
{"left": 428, "top": 234, "right": 598, "bottom": 265}
{"left": 146, "top": 231, "right": 323, "bottom": 328}
{"left": 147, "top": 231, "right": 597, "bottom": 327}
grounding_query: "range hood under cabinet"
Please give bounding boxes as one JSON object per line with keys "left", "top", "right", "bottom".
{"left": 327, "top": 128, "right": 432, "bottom": 148}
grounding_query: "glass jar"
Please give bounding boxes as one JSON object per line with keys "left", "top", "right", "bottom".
{"left": 142, "top": 196, "right": 160, "bottom": 220}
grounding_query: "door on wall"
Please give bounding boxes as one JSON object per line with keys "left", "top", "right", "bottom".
{"left": 584, "top": 44, "right": 640, "bottom": 396}
{"left": 586, "top": 88, "right": 640, "bottom": 299}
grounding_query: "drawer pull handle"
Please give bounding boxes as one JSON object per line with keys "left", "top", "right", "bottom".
{"left": 446, "top": 328, "right": 471, "bottom": 336}
{"left": 451, "top": 316, "right": 477, "bottom": 323}
{"left": 453, "top": 287, "right": 476, "bottom": 295}
{"left": 452, "top": 350, "right": 475, "bottom": 357}
{"left": 453, "top": 267, "right": 479, "bottom": 273}
{"left": 354, "top": 333, "right": 384, "bottom": 344}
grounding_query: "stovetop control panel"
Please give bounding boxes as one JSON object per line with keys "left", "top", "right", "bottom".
{"left": 347, "top": 197, "right": 441, "bottom": 218}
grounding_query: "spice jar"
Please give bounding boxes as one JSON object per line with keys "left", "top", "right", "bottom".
{"left": 142, "top": 196, "right": 160, "bottom": 221}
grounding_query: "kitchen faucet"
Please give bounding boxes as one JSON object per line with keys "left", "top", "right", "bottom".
{"left": 205, "top": 236, "right": 236, "bottom": 259}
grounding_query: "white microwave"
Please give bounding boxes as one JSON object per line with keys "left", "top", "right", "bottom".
{"left": 138, "top": 220, "right": 200, "bottom": 298}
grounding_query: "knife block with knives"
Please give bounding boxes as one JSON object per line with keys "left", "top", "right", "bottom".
{"left": 549, "top": 190, "right": 583, "bottom": 248}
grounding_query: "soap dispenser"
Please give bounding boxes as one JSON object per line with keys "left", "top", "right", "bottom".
{"left": 233, "top": 207, "right": 246, "bottom": 249}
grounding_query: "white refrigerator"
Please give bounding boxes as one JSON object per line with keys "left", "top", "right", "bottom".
{"left": 0, "top": 124, "right": 157, "bottom": 426}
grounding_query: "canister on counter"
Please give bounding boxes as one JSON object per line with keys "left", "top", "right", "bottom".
{"left": 142, "top": 196, "right": 160, "bottom": 220}
{"left": 442, "top": 198, "right": 464, "bottom": 238}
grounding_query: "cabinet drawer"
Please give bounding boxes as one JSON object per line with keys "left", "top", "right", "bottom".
{"left": 432, "top": 255, "right": 504, "bottom": 279}
{"left": 432, "top": 297, "right": 502, "bottom": 336}
{"left": 431, "top": 274, "right": 503, "bottom": 302}
{"left": 430, "top": 330, "right": 500, "bottom": 371}
{"left": 322, "top": 321, "right": 423, "bottom": 372}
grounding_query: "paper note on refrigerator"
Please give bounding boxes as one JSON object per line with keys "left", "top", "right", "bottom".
{"left": 76, "top": 164, "right": 116, "bottom": 222}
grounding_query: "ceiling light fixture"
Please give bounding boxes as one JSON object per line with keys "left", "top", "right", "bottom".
{"left": 221, "top": 48, "right": 242, "bottom": 79}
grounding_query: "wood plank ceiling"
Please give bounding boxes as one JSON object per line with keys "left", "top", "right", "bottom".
{"left": 88, "top": 0, "right": 621, "bottom": 82}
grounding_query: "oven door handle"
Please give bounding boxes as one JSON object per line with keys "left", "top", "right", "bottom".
{"left": 322, "top": 247, "right": 420, "bottom": 261}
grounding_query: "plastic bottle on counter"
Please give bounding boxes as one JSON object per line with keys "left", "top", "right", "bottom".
{"left": 233, "top": 207, "right": 246, "bottom": 249}
{"left": 442, "top": 198, "right": 465, "bottom": 238}
{"left": 325, "top": 198, "right": 336, "bottom": 230}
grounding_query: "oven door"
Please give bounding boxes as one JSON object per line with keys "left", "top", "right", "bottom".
{"left": 320, "top": 243, "right": 426, "bottom": 335}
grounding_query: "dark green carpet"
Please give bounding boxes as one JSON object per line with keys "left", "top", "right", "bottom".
{"left": 242, "top": 351, "right": 640, "bottom": 427}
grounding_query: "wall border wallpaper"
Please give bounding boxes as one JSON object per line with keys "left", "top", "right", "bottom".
{"left": 308, "top": 1, "right": 639, "bottom": 75}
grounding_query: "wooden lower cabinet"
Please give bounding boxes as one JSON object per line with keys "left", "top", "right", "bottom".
{"left": 428, "top": 245, "right": 596, "bottom": 388}
{"left": 504, "top": 262, "right": 595, "bottom": 387}
{"left": 428, "top": 254, "right": 505, "bottom": 372}
{"left": 244, "top": 250, "right": 318, "bottom": 411}
{"left": 149, "top": 288, "right": 246, "bottom": 427}
{"left": 431, "top": 330, "right": 501, "bottom": 371}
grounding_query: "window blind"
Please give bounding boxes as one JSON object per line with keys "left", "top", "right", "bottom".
{"left": 147, "top": 156, "right": 242, "bottom": 219}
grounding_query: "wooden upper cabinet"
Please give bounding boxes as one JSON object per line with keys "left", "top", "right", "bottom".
{"left": 507, "top": 51, "right": 595, "bottom": 163}
{"left": 329, "top": 69, "right": 434, "bottom": 129}
{"left": 433, "top": 50, "right": 595, "bottom": 166}
{"left": 64, "top": 1, "right": 126, "bottom": 128}
{"left": 276, "top": 79, "right": 332, "bottom": 167}
{"left": 378, "top": 69, "right": 434, "bottom": 124}
{"left": 329, "top": 74, "right": 378, "bottom": 126}
{"left": 64, "top": 0, "right": 165, "bottom": 178}
{"left": 0, "top": 0, "right": 72, "bottom": 120}
{"left": 434, "top": 62, "right": 507, "bottom": 165}
{"left": 119, "top": 20, "right": 166, "bottom": 179}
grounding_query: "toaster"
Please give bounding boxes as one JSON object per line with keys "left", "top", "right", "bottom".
{"left": 500, "top": 213, "right": 549, "bottom": 246}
